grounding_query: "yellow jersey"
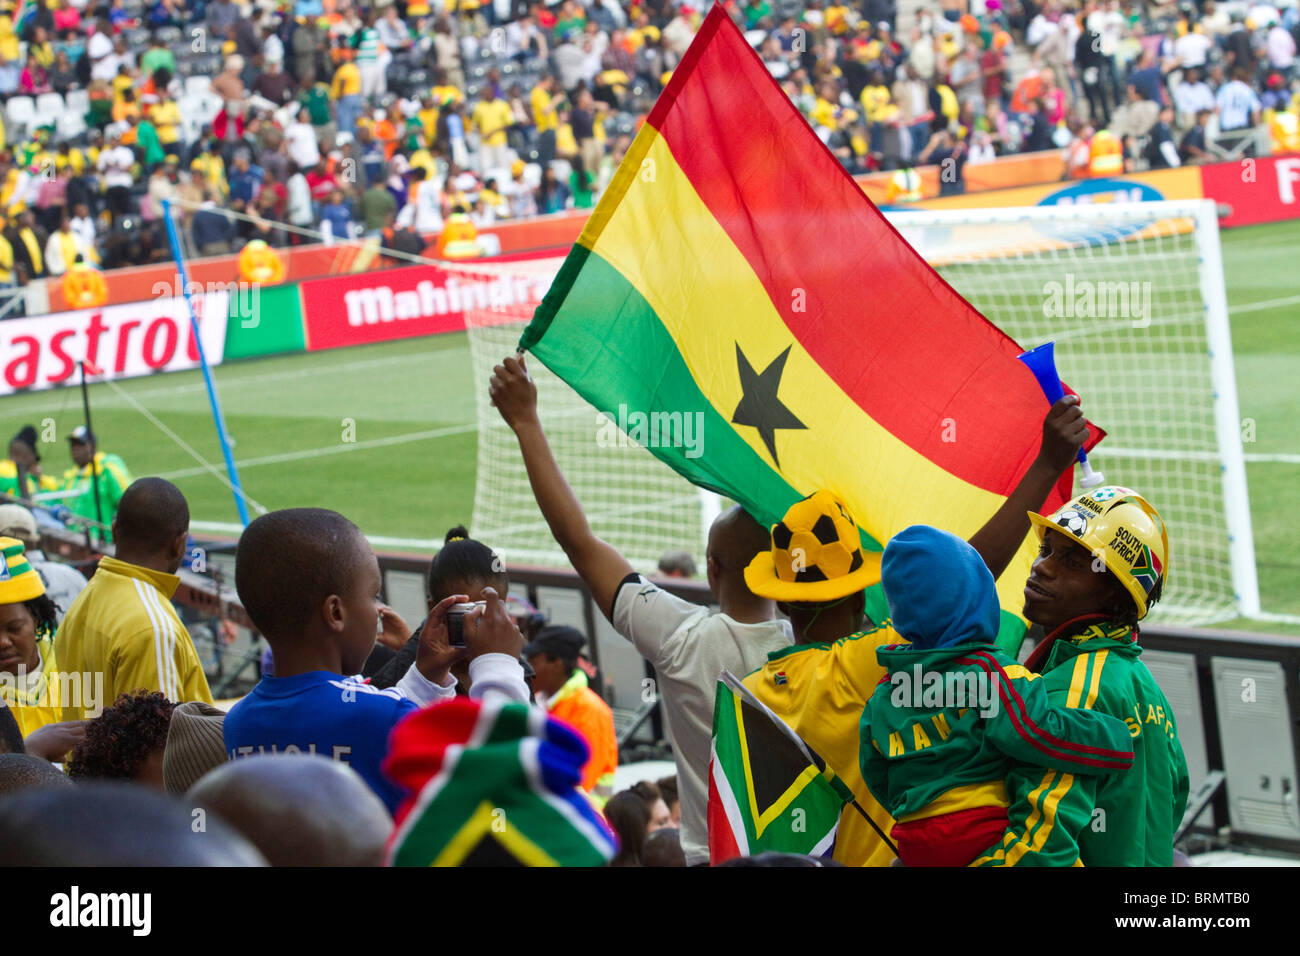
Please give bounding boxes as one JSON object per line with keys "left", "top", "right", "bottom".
{"left": 742, "top": 621, "right": 904, "bottom": 866}
{"left": 55, "top": 556, "right": 213, "bottom": 719}
{"left": 471, "top": 98, "right": 514, "bottom": 147}
{"left": 331, "top": 62, "right": 361, "bottom": 99}
{"left": 531, "top": 85, "right": 557, "bottom": 133}
{"left": 1, "top": 635, "right": 64, "bottom": 738}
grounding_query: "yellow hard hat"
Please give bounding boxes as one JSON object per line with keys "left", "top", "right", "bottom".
{"left": 745, "top": 490, "right": 882, "bottom": 603}
{"left": 1028, "top": 486, "right": 1169, "bottom": 620}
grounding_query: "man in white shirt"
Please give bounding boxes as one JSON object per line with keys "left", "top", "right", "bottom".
{"left": 87, "top": 23, "right": 116, "bottom": 82}
{"left": 284, "top": 108, "right": 322, "bottom": 170}
{"left": 96, "top": 133, "right": 137, "bottom": 218}
{"left": 1172, "top": 66, "right": 1216, "bottom": 124}
{"left": 488, "top": 355, "right": 793, "bottom": 868}
{"left": 1267, "top": 23, "right": 1296, "bottom": 71}
{"left": 1173, "top": 27, "right": 1213, "bottom": 69}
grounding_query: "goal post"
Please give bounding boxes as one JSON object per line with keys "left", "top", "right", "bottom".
{"left": 1193, "top": 199, "right": 1261, "bottom": 618}
{"left": 461, "top": 198, "right": 1261, "bottom": 627}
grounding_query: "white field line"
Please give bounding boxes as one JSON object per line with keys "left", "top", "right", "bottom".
{"left": 101, "top": 377, "right": 271, "bottom": 515}
{"left": 156, "top": 423, "right": 477, "bottom": 481}
{"left": 1095, "top": 448, "right": 1300, "bottom": 464}
{"left": 1229, "top": 294, "right": 1300, "bottom": 315}
{"left": 190, "top": 520, "right": 442, "bottom": 551}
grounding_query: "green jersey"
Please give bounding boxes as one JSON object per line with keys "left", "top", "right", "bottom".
{"left": 61, "top": 452, "right": 132, "bottom": 536}
{"left": 973, "top": 621, "right": 1191, "bottom": 867}
{"left": 861, "top": 642, "right": 1135, "bottom": 821}
{"left": 301, "top": 85, "right": 333, "bottom": 126}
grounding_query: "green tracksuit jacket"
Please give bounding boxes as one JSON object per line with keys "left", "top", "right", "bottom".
{"left": 973, "top": 621, "right": 1191, "bottom": 867}
{"left": 861, "top": 642, "right": 1136, "bottom": 821}
{"left": 61, "top": 452, "right": 132, "bottom": 535}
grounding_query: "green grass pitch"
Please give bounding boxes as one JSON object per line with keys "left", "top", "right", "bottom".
{"left": 4, "top": 220, "right": 1296, "bottom": 633}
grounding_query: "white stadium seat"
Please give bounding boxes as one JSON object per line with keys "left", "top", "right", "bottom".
{"left": 5, "top": 96, "right": 35, "bottom": 138}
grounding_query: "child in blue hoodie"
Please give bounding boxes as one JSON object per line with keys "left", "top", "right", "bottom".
{"left": 859, "top": 526, "right": 1136, "bottom": 866}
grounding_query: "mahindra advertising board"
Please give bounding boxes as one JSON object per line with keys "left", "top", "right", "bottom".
{"left": 299, "top": 259, "right": 562, "bottom": 352}
{"left": 0, "top": 294, "right": 229, "bottom": 397}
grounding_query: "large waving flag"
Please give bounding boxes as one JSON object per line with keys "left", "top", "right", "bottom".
{"left": 709, "top": 671, "right": 853, "bottom": 863}
{"left": 518, "top": 7, "right": 1099, "bottom": 650}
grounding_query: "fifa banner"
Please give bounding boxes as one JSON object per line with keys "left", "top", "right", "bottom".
{"left": 298, "top": 261, "right": 559, "bottom": 352}
{"left": 0, "top": 293, "right": 228, "bottom": 397}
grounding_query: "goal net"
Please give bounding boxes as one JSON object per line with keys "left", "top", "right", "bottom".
{"left": 464, "top": 199, "right": 1259, "bottom": 627}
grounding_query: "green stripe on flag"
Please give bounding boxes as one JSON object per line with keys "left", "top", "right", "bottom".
{"left": 522, "top": 248, "right": 883, "bottom": 552}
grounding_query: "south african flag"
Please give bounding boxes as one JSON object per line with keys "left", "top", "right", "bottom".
{"left": 384, "top": 698, "right": 618, "bottom": 867}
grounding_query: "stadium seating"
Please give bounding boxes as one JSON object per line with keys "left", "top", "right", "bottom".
{"left": 4, "top": 96, "right": 35, "bottom": 141}
{"left": 35, "top": 92, "right": 65, "bottom": 122}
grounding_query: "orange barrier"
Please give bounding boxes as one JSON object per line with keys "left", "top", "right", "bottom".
{"left": 857, "top": 150, "right": 1068, "bottom": 204}
{"left": 42, "top": 211, "right": 590, "bottom": 312}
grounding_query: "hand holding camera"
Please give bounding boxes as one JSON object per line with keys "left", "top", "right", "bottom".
{"left": 461, "top": 587, "right": 525, "bottom": 660}
{"left": 416, "top": 593, "right": 472, "bottom": 683}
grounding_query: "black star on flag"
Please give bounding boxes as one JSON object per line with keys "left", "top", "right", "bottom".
{"left": 731, "top": 343, "right": 807, "bottom": 470}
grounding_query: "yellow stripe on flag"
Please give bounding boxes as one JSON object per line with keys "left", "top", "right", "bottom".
{"left": 587, "top": 129, "right": 1040, "bottom": 612}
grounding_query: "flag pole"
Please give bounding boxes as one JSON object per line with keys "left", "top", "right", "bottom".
{"left": 161, "top": 198, "right": 251, "bottom": 526}
{"left": 78, "top": 360, "right": 104, "bottom": 546}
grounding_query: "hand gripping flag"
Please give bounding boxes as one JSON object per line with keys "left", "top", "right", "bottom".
{"left": 383, "top": 698, "right": 618, "bottom": 867}
{"left": 708, "top": 671, "right": 859, "bottom": 863}
{"left": 517, "top": 7, "right": 1101, "bottom": 652}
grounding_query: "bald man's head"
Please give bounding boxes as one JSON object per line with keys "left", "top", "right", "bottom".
{"left": 189, "top": 755, "right": 392, "bottom": 866}
{"left": 0, "top": 754, "right": 74, "bottom": 795}
{"left": 113, "top": 478, "right": 190, "bottom": 570}
{"left": 0, "top": 782, "right": 266, "bottom": 865}
{"left": 706, "top": 506, "right": 772, "bottom": 584}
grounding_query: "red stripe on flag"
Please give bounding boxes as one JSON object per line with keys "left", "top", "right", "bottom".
{"left": 649, "top": 8, "right": 1079, "bottom": 496}
{"left": 707, "top": 757, "right": 742, "bottom": 864}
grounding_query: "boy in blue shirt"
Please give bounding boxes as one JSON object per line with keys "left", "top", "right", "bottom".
{"left": 224, "top": 508, "right": 528, "bottom": 814}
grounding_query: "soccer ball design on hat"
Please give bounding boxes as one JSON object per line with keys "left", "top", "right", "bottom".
{"left": 1055, "top": 509, "right": 1089, "bottom": 537}
{"left": 744, "top": 490, "right": 883, "bottom": 603}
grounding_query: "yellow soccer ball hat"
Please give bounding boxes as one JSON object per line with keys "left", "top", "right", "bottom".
{"left": 1028, "top": 486, "right": 1169, "bottom": 620}
{"left": 744, "top": 490, "right": 882, "bottom": 603}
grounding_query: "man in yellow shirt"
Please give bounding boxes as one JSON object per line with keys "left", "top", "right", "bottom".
{"left": 530, "top": 74, "right": 560, "bottom": 166}
{"left": 331, "top": 52, "right": 363, "bottom": 139}
{"left": 55, "top": 477, "right": 213, "bottom": 718}
{"left": 471, "top": 87, "right": 515, "bottom": 174}
{"left": 735, "top": 397, "right": 1090, "bottom": 865}
{"left": 150, "top": 91, "right": 183, "bottom": 158}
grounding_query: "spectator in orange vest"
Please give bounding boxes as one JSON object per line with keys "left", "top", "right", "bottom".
{"left": 525, "top": 625, "right": 617, "bottom": 802}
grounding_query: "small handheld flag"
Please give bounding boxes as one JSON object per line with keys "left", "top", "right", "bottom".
{"left": 1018, "top": 341, "right": 1104, "bottom": 489}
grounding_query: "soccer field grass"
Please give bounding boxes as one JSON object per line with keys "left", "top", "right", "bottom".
{"left": 3, "top": 219, "right": 1296, "bottom": 632}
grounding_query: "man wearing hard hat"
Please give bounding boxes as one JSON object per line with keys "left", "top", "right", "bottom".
{"left": 973, "top": 486, "right": 1188, "bottom": 866}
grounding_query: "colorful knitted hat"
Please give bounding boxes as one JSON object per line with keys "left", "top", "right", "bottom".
{"left": 383, "top": 698, "right": 618, "bottom": 867}
{"left": 0, "top": 537, "right": 46, "bottom": 605}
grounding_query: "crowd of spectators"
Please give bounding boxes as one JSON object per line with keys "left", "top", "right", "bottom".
{"left": 0, "top": 0, "right": 1291, "bottom": 285}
